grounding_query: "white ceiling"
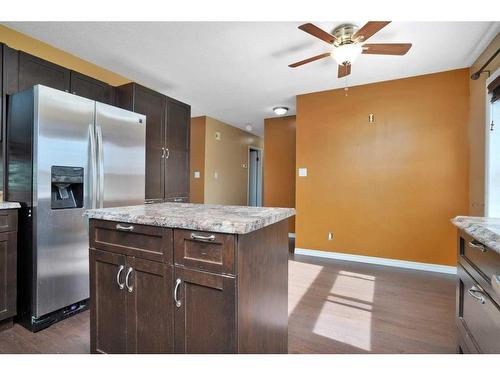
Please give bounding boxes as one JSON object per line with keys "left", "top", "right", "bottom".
{"left": 3, "top": 21, "right": 499, "bottom": 136}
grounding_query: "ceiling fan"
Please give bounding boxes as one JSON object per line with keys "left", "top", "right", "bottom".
{"left": 289, "top": 21, "right": 412, "bottom": 78}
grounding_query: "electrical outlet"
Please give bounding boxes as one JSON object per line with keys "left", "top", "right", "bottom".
{"left": 194, "top": 171, "right": 200, "bottom": 179}
{"left": 215, "top": 131, "right": 221, "bottom": 140}
{"left": 328, "top": 232, "right": 334, "bottom": 241}
{"left": 214, "top": 171, "right": 219, "bottom": 180}
{"left": 298, "top": 168, "right": 307, "bottom": 177}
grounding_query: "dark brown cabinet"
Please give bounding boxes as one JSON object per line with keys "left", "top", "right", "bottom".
{"left": 70, "top": 71, "right": 113, "bottom": 104}
{"left": 173, "top": 267, "right": 236, "bottom": 353}
{"left": 456, "top": 230, "right": 500, "bottom": 354}
{"left": 18, "top": 51, "right": 71, "bottom": 92}
{"left": 0, "top": 209, "right": 18, "bottom": 329}
{"left": 89, "top": 218, "right": 289, "bottom": 354}
{"left": 115, "top": 83, "right": 190, "bottom": 202}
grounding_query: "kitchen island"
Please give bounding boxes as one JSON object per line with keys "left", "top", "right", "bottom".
{"left": 86, "top": 203, "right": 295, "bottom": 354}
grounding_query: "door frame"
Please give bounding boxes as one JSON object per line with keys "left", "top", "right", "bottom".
{"left": 484, "top": 68, "right": 500, "bottom": 216}
{"left": 247, "top": 146, "right": 263, "bottom": 206}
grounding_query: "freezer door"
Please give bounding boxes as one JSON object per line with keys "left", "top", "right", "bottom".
{"left": 34, "top": 85, "right": 96, "bottom": 317}
{"left": 95, "top": 102, "right": 146, "bottom": 208}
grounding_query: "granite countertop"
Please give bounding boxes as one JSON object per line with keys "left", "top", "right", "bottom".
{"left": 0, "top": 202, "right": 21, "bottom": 210}
{"left": 86, "top": 203, "right": 295, "bottom": 234}
{"left": 452, "top": 216, "right": 500, "bottom": 254}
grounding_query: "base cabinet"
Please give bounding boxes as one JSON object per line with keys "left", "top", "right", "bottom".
{"left": 0, "top": 210, "right": 18, "bottom": 325}
{"left": 89, "top": 218, "right": 288, "bottom": 354}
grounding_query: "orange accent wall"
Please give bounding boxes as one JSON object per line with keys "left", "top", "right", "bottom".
{"left": 264, "top": 115, "right": 296, "bottom": 233}
{"left": 189, "top": 116, "right": 206, "bottom": 203}
{"left": 296, "top": 69, "right": 470, "bottom": 266}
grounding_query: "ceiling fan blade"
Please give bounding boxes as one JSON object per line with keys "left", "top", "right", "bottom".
{"left": 298, "top": 23, "right": 336, "bottom": 44}
{"left": 338, "top": 63, "right": 351, "bottom": 78}
{"left": 353, "top": 21, "right": 391, "bottom": 42}
{"left": 362, "top": 43, "right": 412, "bottom": 55}
{"left": 289, "top": 52, "right": 331, "bottom": 68}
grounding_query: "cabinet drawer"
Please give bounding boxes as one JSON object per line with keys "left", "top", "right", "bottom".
{"left": 174, "top": 230, "right": 235, "bottom": 275}
{"left": 457, "top": 265, "right": 500, "bottom": 353}
{"left": 459, "top": 232, "right": 500, "bottom": 294}
{"left": 90, "top": 220, "right": 173, "bottom": 263}
{"left": 0, "top": 210, "right": 18, "bottom": 233}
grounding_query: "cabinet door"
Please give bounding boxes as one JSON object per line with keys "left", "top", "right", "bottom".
{"left": 174, "top": 267, "right": 236, "bottom": 353}
{"left": 126, "top": 257, "right": 174, "bottom": 353}
{"left": 134, "top": 85, "right": 166, "bottom": 201}
{"left": 165, "top": 97, "right": 190, "bottom": 200}
{"left": 70, "top": 71, "right": 113, "bottom": 104}
{"left": 90, "top": 249, "right": 127, "bottom": 354}
{"left": 0, "top": 232, "right": 17, "bottom": 321}
{"left": 18, "top": 51, "right": 70, "bottom": 92}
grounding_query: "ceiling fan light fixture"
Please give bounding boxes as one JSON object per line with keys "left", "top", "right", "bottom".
{"left": 331, "top": 43, "right": 363, "bottom": 66}
{"left": 273, "top": 107, "right": 289, "bottom": 116}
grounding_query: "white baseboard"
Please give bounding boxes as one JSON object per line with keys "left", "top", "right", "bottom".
{"left": 294, "top": 248, "right": 457, "bottom": 275}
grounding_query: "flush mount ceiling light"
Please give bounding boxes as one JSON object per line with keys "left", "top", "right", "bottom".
{"left": 273, "top": 107, "right": 289, "bottom": 116}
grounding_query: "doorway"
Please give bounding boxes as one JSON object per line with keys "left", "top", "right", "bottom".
{"left": 485, "top": 68, "right": 500, "bottom": 216}
{"left": 248, "top": 147, "right": 263, "bottom": 206}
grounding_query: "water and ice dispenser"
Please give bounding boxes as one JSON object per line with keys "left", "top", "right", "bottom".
{"left": 51, "top": 166, "right": 84, "bottom": 209}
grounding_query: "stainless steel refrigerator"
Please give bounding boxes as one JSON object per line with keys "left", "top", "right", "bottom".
{"left": 7, "top": 85, "right": 146, "bottom": 331}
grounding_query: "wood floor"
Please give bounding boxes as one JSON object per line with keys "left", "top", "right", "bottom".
{"left": 0, "top": 254, "right": 456, "bottom": 354}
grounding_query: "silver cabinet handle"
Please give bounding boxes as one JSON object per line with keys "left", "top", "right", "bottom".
{"left": 125, "top": 267, "right": 134, "bottom": 293}
{"left": 116, "top": 223, "right": 134, "bottom": 232}
{"left": 174, "top": 278, "right": 182, "bottom": 307}
{"left": 161, "top": 147, "right": 166, "bottom": 158}
{"left": 116, "top": 265, "right": 125, "bottom": 290}
{"left": 468, "top": 286, "right": 486, "bottom": 304}
{"left": 173, "top": 198, "right": 183, "bottom": 202}
{"left": 190, "top": 233, "right": 215, "bottom": 242}
{"left": 165, "top": 148, "right": 170, "bottom": 159}
{"left": 469, "top": 240, "right": 488, "bottom": 253}
{"left": 96, "top": 124, "right": 104, "bottom": 208}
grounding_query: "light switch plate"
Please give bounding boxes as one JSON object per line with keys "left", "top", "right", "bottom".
{"left": 214, "top": 171, "right": 219, "bottom": 179}
{"left": 298, "top": 168, "right": 307, "bottom": 177}
{"left": 194, "top": 171, "right": 200, "bottom": 179}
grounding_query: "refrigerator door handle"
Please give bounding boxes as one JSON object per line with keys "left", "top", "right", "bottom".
{"left": 96, "top": 124, "right": 104, "bottom": 208}
{"left": 88, "top": 124, "right": 97, "bottom": 209}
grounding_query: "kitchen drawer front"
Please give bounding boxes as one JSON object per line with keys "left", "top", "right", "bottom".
{"left": 174, "top": 230, "right": 235, "bottom": 275}
{"left": 0, "top": 210, "right": 18, "bottom": 233}
{"left": 457, "top": 264, "right": 500, "bottom": 353}
{"left": 90, "top": 220, "right": 173, "bottom": 264}
{"left": 459, "top": 231, "right": 500, "bottom": 303}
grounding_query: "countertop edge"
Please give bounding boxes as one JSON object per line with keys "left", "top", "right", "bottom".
{"left": 0, "top": 202, "right": 21, "bottom": 209}
{"left": 451, "top": 216, "right": 500, "bottom": 255}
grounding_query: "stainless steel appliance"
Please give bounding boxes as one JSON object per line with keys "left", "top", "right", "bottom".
{"left": 7, "top": 85, "right": 145, "bottom": 331}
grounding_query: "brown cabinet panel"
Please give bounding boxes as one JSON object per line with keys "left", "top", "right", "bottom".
{"left": 126, "top": 258, "right": 174, "bottom": 353}
{"left": 90, "top": 219, "right": 173, "bottom": 263}
{"left": 165, "top": 97, "right": 190, "bottom": 199}
{"left": 70, "top": 71, "right": 113, "bottom": 104}
{"left": 174, "top": 267, "right": 236, "bottom": 353}
{"left": 0, "top": 230, "right": 17, "bottom": 322}
{"left": 174, "top": 229, "right": 235, "bottom": 275}
{"left": 0, "top": 209, "right": 17, "bottom": 233}
{"left": 457, "top": 264, "right": 500, "bottom": 353}
{"left": 90, "top": 249, "right": 127, "bottom": 354}
{"left": 18, "top": 51, "right": 70, "bottom": 92}
{"left": 115, "top": 83, "right": 166, "bottom": 201}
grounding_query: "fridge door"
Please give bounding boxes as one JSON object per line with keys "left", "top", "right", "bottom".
{"left": 34, "top": 85, "right": 96, "bottom": 317}
{"left": 95, "top": 102, "right": 146, "bottom": 208}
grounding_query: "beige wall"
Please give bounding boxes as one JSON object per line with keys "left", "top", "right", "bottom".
{"left": 468, "top": 33, "right": 500, "bottom": 216}
{"left": 296, "top": 69, "right": 470, "bottom": 266}
{"left": 189, "top": 117, "right": 206, "bottom": 203}
{"left": 189, "top": 116, "right": 263, "bottom": 205}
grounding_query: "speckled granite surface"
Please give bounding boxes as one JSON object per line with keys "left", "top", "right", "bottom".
{"left": 452, "top": 216, "right": 500, "bottom": 254}
{"left": 86, "top": 203, "right": 295, "bottom": 234}
{"left": 0, "top": 202, "right": 21, "bottom": 210}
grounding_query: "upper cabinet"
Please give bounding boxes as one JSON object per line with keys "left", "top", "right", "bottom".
{"left": 70, "top": 71, "right": 114, "bottom": 104}
{"left": 18, "top": 51, "right": 71, "bottom": 92}
{"left": 115, "top": 83, "right": 190, "bottom": 203}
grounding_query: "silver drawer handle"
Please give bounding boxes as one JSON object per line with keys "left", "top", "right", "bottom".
{"left": 190, "top": 233, "right": 215, "bottom": 242}
{"left": 469, "top": 240, "right": 488, "bottom": 253}
{"left": 468, "top": 286, "right": 486, "bottom": 304}
{"left": 116, "top": 265, "right": 125, "bottom": 290}
{"left": 125, "top": 267, "right": 134, "bottom": 293}
{"left": 173, "top": 198, "right": 183, "bottom": 202}
{"left": 174, "top": 278, "right": 182, "bottom": 308}
{"left": 116, "top": 223, "right": 134, "bottom": 232}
